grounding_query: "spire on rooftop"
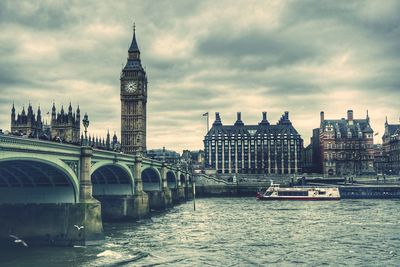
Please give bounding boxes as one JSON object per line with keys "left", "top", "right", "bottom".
{"left": 128, "top": 22, "right": 140, "bottom": 53}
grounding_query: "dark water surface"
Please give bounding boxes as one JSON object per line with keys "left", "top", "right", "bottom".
{"left": 1, "top": 198, "right": 400, "bottom": 266}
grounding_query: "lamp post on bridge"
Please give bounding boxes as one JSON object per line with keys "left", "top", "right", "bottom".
{"left": 82, "top": 113, "right": 89, "bottom": 146}
{"left": 79, "top": 112, "right": 95, "bottom": 202}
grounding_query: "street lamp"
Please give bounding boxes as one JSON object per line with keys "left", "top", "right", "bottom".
{"left": 82, "top": 113, "right": 89, "bottom": 146}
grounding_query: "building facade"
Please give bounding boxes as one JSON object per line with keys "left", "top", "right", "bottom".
{"left": 302, "top": 128, "right": 322, "bottom": 173}
{"left": 86, "top": 130, "right": 121, "bottom": 151}
{"left": 11, "top": 103, "right": 43, "bottom": 137}
{"left": 120, "top": 27, "right": 147, "bottom": 155}
{"left": 182, "top": 150, "right": 205, "bottom": 173}
{"left": 204, "top": 112, "right": 303, "bottom": 175}
{"left": 11, "top": 103, "right": 43, "bottom": 138}
{"left": 373, "top": 144, "right": 387, "bottom": 174}
{"left": 147, "top": 148, "right": 180, "bottom": 164}
{"left": 302, "top": 144, "right": 314, "bottom": 173}
{"left": 51, "top": 102, "right": 80, "bottom": 143}
{"left": 317, "top": 110, "right": 374, "bottom": 176}
{"left": 382, "top": 119, "right": 400, "bottom": 175}
{"left": 11, "top": 102, "right": 80, "bottom": 143}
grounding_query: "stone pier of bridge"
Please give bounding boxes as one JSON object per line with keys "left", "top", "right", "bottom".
{"left": 95, "top": 155, "right": 150, "bottom": 221}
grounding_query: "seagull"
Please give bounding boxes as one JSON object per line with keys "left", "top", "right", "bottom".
{"left": 74, "top": 225, "right": 85, "bottom": 231}
{"left": 9, "top": 234, "right": 28, "bottom": 247}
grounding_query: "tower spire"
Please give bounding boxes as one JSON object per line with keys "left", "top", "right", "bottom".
{"left": 128, "top": 23, "right": 140, "bottom": 54}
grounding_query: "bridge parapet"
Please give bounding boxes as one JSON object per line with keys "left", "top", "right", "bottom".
{"left": 0, "top": 135, "right": 81, "bottom": 156}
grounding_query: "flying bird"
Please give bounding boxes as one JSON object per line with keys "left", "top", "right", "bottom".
{"left": 9, "top": 234, "right": 28, "bottom": 247}
{"left": 74, "top": 225, "right": 85, "bottom": 231}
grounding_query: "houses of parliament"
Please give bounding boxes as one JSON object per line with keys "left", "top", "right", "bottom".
{"left": 11, "top": 102, "right": 81, "bottom": 144}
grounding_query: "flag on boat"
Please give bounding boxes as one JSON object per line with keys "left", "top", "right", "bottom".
{"left": 203, "top": 112, "right": 209, "bottom": 116}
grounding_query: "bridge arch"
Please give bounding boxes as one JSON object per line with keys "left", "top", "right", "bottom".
{"left": 0, "top": 157, "right": 78, "bottom": 203}
{"left": 91, "top": 162, "right": 134, "bottom": 195}
{"left": 141, "top": 167, "right": 161, "bottom": 191}
{"left": 166, "top": 171, "right": 177, "bottom": 189}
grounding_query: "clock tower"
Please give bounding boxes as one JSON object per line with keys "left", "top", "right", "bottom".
{"left": 120, "top": 25, "right": 147, "bottom": 155}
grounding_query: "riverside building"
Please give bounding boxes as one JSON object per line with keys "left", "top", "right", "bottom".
{"left": 382, "top": 118, "right": 400, "bottom": 175}
{"left": 203, "top": 112, "right": 303, "bottom": 175}
{"left": 316, "top": 110, "right": 374, "bottom": 176}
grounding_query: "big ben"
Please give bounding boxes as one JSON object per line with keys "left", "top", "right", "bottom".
{"left": 120, "top": 26, "right": 147, "bottom": 155}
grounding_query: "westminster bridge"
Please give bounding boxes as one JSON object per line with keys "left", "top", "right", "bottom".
{"left": 0, "top": 135, "right": 193, "bottom": 246}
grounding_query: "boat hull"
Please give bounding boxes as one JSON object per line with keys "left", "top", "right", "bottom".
{"left": 256, "top": 196, "right": 340, "bottom": 201}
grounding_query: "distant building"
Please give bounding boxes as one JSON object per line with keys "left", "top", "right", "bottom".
{"left": 182, "top": 150, "right": 204, "bottom": 164}
{"left": 85, "top": 131, "right": 121, "bottom": 151}
{"left": 204, "top": 112, "right": 303, "bottom": 175}
{"left": 147, "top": 147, "right": 180, "bottom": 164}
{"left": 302, "top": 144, "right": 314, "bottom": 173}
{"left": 315, "top": 110, "right": 374, "bottom": 176}
{"left": 11, "top": 102, "right": 81, "bottom": 143}
{"left": 302, "top": 128, "right": 323, "bottom": 174}
{"left": 11, "top": 103, "right": 43, "bottom": 137}
{"left": 373, "top": 144, "right": 387, "bottom": 174}
{"left": 50, "top": 102, "right": 81, "bottom": 143}
{"left": 182, "top": 150, "right": 205, "bottom": 172}
{"left": 382, "top": 119, "right": 400, "bottom": 175}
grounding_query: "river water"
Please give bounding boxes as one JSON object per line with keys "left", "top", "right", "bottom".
{"left": 1, "top": 198, "right": 400, "bottom": 266}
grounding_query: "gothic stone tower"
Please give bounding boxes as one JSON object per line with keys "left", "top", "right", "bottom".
{"left": 120, "top": 26, "right": 147, "bottom": 155}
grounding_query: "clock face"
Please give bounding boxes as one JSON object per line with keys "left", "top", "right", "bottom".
{"left": 125, "top": 81, "right": 137, "bottom": 93}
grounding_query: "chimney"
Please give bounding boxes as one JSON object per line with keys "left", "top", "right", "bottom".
{"left": 213, "top": 112, "right": 222, "bottom": 126}
{"left": 259, "top": 111, "right": 269, "bottom": 125}
{"left": 216, "top": 112, "right": 220, "bottom": 121}
{"left": 234, "top": 112, "right": 244, "bottom": 126}
{"left": 320, "top": 111, "right": 325, "bottom": 122}
{"left": 284, "top": 111, "right": 289, "bottom": 120}
{"left": 347, "top": 110, "right": 353, "bottom": 121}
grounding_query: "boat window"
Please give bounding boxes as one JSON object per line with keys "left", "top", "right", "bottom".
{"left": 277, "top": 191, "right": 308, "bottom": 196}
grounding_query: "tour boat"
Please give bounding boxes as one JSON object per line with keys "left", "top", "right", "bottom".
{"left": 256, "top": 183, "right": 340, "bottom": 201}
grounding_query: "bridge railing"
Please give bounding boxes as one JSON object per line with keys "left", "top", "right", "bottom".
{"left": 0, "top": 134, "right": 81, "bottom": 154}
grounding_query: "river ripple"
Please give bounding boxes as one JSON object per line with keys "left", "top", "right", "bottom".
{"left": 1, "top": 198, "right": 400, "bottom": 266}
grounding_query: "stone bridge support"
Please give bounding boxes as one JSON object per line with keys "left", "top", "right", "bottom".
{"left": 95, "top": 156, "right": 149, "bottom": 221}
{"left": 161, "top": 163, "right": 172, "bottom": 207}
{"left": 147, "top": 163, "right": 172, "bottom": 210}
{"left": 131, "top": 156, "right": 150, "bottom": 219}
{"left": 176, "top": 169, "right": 186, "bottom": 202}
{"left": 75, "top": 146, "right": 104, "bottom": 244}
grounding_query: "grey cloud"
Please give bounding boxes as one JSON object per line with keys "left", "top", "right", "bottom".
{"left": 196, "top": 30, "right": 316, "bottom": 67}
{"left": 0, "top": 0, "right": 399, "bottom": 150}
{"left": 0, "top": 0, "right": 76, "bottom": 30}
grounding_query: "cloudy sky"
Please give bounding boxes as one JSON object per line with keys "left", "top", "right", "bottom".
{"left": 0, "top": 0, "right": 399, "bottom": 152}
